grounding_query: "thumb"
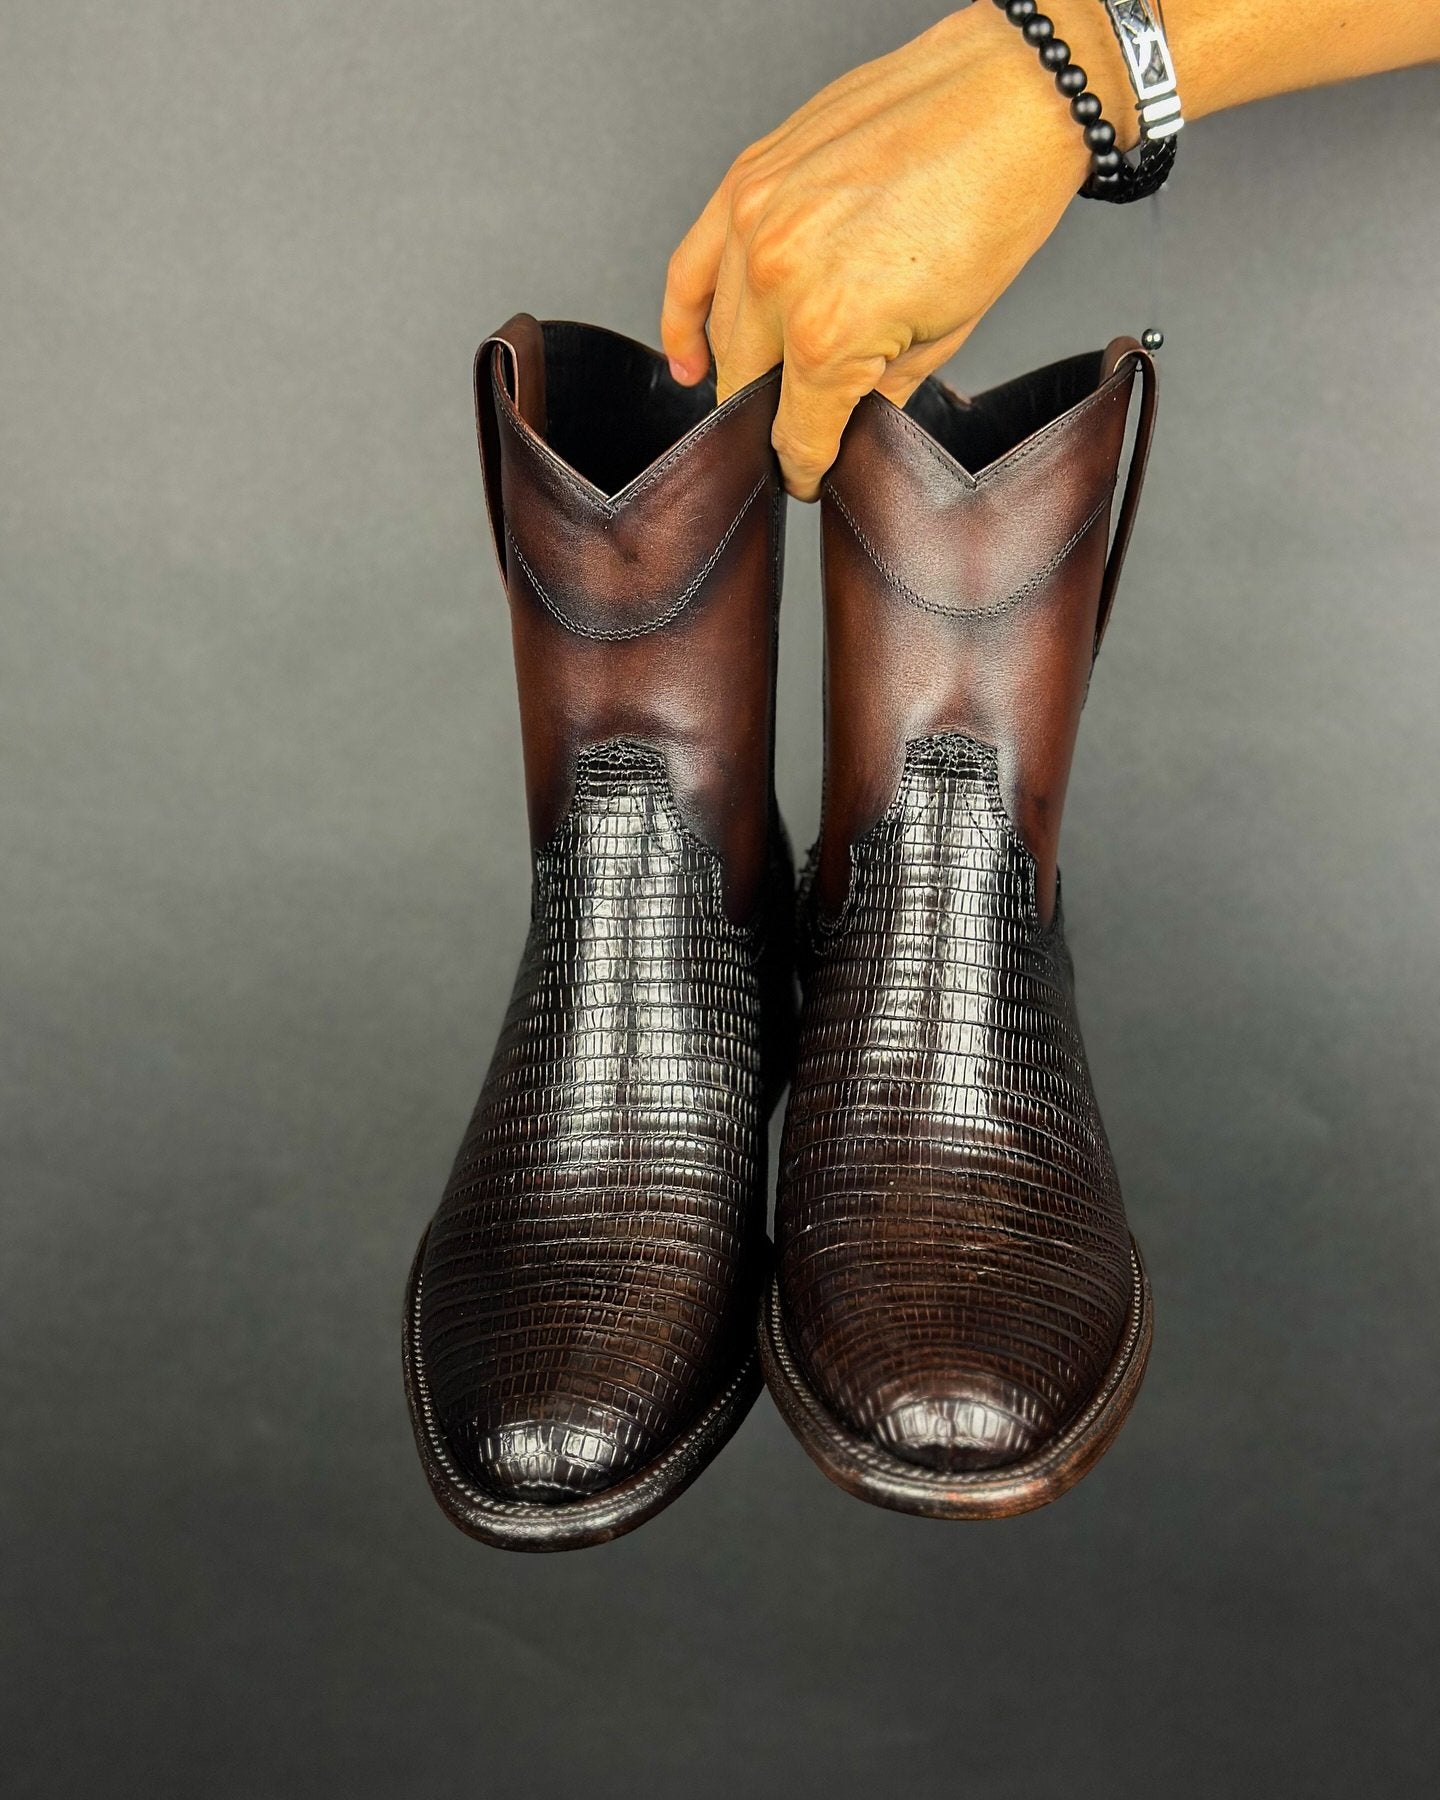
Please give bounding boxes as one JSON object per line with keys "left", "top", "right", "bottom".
{"left": 661, "top": 183, "right": 729, "bottom": 385}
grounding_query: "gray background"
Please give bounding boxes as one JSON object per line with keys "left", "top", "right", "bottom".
{"left": 3, "top": 2, "right": 1438, "bottom": 1794}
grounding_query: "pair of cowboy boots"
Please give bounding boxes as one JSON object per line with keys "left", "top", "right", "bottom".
{"left": 403, "top": 314, "right": 1157, "bottom": 1549}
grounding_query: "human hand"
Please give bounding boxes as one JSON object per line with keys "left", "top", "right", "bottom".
{"left": 660, "top": 3, "right": 1118, "bottom": 499}
{"left": 663, "top": 0, "right": 1440, "bottom": 499}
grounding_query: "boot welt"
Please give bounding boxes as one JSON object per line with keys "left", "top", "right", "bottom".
{"left": 403, "top": 1227, "right": 767, "bottom": 1552}
{"left": 760, "top": 1239, "right": 1152, "bottom": 1521}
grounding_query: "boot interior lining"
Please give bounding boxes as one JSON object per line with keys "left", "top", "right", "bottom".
{"left": 536, "top": 324, "right": 1105, "bottom": 493}
{"left": 903, "top": 350, "right": 1105, "bottom": 475}
{"left": 540, "top": 321, "right": 717, "bottom": 497}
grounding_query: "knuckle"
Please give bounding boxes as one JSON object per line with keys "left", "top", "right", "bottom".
{"left": 744, "top": 224, "right": 792, "bottom": 294}
{"left": 771, "top": 426, "right": 822, "bottom": 476}
{"left": 769, "top": 423, "right": 799, "bottom": 459}
{"left": 786, "top": 306, "right": 849, "bottom": 372}
{"left": 728, "top": 173, "right": 771, "bottom": 234}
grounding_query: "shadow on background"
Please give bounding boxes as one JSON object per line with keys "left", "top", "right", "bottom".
{"left": 2, "top": 4, "right": 1437, "bottom": 1794}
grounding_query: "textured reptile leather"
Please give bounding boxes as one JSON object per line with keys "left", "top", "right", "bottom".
{"left": 782, "top": 735, "right": 1129, "bottom": 1469}
{"left": 773, "top": 343, "right": 1156, "bottom": 1484}
{"left": 409, "top": 318, "right": 792, "bottom": 1527}
{"left": 422, "top": 742, "right": 790, "bottom": 1498}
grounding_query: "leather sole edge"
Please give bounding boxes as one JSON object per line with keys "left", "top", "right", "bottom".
{"left": 759, "top": 1238, "right": 1153, "bottom": 1520}
{"left": 402, "top": 1227, "right": 766, "bottom": 1552}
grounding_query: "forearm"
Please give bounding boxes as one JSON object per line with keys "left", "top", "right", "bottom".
{"left": 1053, "top": 0, "right": 1440, "bottom": 150}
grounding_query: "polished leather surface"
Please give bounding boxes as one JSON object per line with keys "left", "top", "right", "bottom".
{"left": 815, "top": 342, "right": 1150, "bottom": 925}
{"left": 775, "top": 344, "right": 1156, "bottom": 1479}
{"left": 482, "top": 319, "right": 785, "bottom": 923}
{"left": 413, "top": 318, "right": 791, "bottom": 1516}
{"left": 783, "top": 734, "right": 1130, "bottom": 1470}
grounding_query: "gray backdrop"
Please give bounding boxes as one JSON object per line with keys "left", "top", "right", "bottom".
{"left": 3, "top": 3, "right": 1438, "bottom": 1794}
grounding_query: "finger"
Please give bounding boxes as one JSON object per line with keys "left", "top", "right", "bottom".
{"left": 772, "top": 337, "right": 890, "bottom": 501}
{"left": 714, "top": 285, "right": 784, "bottom": 404}
{"left": 704, "top": 224, "right": 750, "bottom": 378}
{"left": 873, "top": 320, "right": 977, "bottom": 407}
{"left": 661, "top": 182, "right": 731, "bottom": 384}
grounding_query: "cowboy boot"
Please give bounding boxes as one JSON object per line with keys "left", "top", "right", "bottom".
{"left": 404, "top": 317, "right": 793, "bottom": 1551}
{"left": 763, "top": 339, "right": 1158, "bottom": 1517}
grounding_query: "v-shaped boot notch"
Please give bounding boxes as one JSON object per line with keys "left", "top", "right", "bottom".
{"left": 816, "top": 338, "right": 1156, "bottom": 926}
{"left": 477, "top": 316, "right": 785, "bottom": 924}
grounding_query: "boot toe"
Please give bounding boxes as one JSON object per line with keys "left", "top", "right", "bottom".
{"left": 871, "top": 1376, "right": 1051, "bottom": 1473}
{"left": 457, "top": 1400, "right": 650, "bottom": 1504}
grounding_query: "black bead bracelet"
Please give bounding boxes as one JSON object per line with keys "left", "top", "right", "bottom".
{"left": 990, "top": 0, "right": 1177, "bottom": 203}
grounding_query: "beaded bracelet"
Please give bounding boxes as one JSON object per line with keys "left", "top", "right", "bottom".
{"left": 990, "top": 0, "right": 1179, "bottom": 204}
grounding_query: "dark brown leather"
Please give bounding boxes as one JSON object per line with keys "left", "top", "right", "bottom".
{"left": 484, "top": 319, "right": 783, "bottom": 923}
{"left": 815, "top": 343, "right": 1154, "bottom": 925}
{"left": 772, "top": 343, "right": 1155, "bottom": 1490}
{"left": 408, "top": 319, "right": 793, "bottom": 1537}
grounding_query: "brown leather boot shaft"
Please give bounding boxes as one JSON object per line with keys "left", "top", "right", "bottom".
{"left": 477, "top": 314, "right": 784, "bottom": 924}
{"left": 815, "top": 339, "right": 1155, "bottom": 924}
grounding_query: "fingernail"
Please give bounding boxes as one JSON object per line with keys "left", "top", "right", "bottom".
{"left": 668, "top": 356, "right": 694, "bottom": 384}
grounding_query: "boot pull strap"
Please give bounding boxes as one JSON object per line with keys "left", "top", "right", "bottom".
{"left": 473, "top": 335, "right": 512, "bottom": 579}
{"left": 473, "top": 314, "right": 548, "bottom": 581}
{"left": 1093, "top": 343, "right": 1159, "bottom": 659}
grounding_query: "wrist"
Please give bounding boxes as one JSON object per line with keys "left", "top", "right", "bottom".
{"left": 1044, "top": 3, "right": 1160, "bottom": 151}
{"left": 978, "top": 1, "right": 1194, "bottom": 202}
{"left": 965, "top": 1, "right": 1146, "bottom": 157}
{"left": 1066, "top": 2, "right": 1229, "bottom": 128}
{"left": 955, "top": 3, "right": 1108, "bottom": 184}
